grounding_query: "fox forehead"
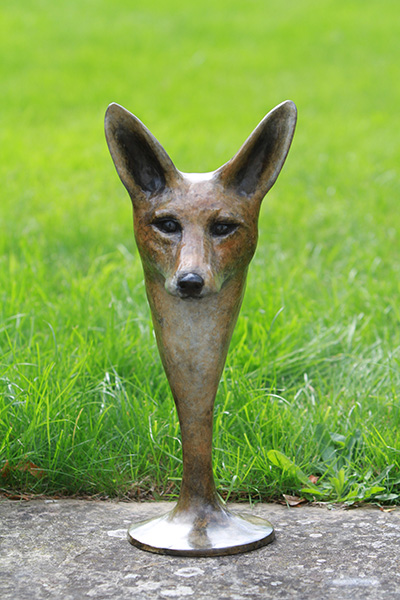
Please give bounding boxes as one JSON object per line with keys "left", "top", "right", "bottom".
{"left": 138, "top": 175, "right": 258, "bottom": 226}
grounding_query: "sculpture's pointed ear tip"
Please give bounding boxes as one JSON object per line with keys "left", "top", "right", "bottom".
{"left": 105, "top": 102, "right": 131, "bottom": 125}
{"left": 105, "top": 101, "right": 120, "bottom": 115}
{"left": 277, "top": 99, "right": 297, "bottom": 115}
{"left": 105, "top": 102, "right": 119, "bottom": 125}
{"left": 281, "top": 100, "right": 298, "bottom": 120}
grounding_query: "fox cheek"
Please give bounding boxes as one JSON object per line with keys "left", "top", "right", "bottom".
{"left": 215, "top": 235, "right": 256, "bottom": 282}
{"left": 141, "top": 245, "right": 177, "bottom": 282}
{"left": 133, "top": 218, "right": 175, "bottom": 278}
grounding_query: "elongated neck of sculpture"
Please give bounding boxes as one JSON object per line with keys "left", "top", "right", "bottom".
{"left": 178, "top": 392, "right": 219, "bottom": 509}
{"left": 145, "top": 275, "right": 247, "bottom": 510}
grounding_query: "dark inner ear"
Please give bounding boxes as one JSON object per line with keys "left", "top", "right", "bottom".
{"left": 233, "top": 126, "right": 279, "bottom": 196}
{"left": 115, "top": 126, "right": 166, "bottom": 195}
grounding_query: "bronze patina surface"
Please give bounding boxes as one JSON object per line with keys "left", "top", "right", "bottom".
{"left": 105, "top": 101, "right": 297, "bottom": 556}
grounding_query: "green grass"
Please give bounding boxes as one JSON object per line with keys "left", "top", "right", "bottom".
{"left": 1, "top": 0, "right": 400, "bottom": 503}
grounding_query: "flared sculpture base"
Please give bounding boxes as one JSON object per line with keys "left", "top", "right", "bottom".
{"left": 127, "top": 503, "right": 274, "bottom": 557}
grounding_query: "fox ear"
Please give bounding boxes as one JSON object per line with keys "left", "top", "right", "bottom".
{"left": 216, "top": 101, "right": 297, "bottom": 202}
{"left": 105, "top": 103, "right": 181, "bottom": 205}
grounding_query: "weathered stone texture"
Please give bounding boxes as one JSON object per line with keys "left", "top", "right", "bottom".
{"left": 1, "top": 499, "right": 399, "bottom": 599}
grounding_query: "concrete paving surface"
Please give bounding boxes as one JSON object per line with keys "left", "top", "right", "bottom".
{"left": 0, "top": 498, "right": 399, "bottom": 599}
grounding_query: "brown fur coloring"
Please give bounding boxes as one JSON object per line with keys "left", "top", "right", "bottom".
{"left": 105, "top": 101, "right": 297, "bottom": 555}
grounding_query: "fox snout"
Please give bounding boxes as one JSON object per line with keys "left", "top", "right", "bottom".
{"left": 166, "top": 267, "right": 217, "bottom": 300}
{"left": 176, "top": 273, "right": 205, "bottom": 298}
{"left": 158, "top": 221, "right": 224, "bottom": 300}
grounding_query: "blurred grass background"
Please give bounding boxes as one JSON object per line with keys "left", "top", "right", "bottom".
{"left": 1, "top": 0, "right": 399, "bottom": 503}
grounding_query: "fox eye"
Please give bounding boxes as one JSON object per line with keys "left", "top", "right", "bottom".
{"left": 152, "top": 218, "right": 182, "bottom": 235}
{"left": 210, "top": 222, "right": 239, "bottom": 237}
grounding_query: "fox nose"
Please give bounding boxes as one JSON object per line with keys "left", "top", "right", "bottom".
{"left": 177, "top": 273, "right": 205, "bottom": 297}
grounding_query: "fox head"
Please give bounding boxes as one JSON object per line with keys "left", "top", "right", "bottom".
{"left": 105, "top": 102, "right": 297, "bottom": 300}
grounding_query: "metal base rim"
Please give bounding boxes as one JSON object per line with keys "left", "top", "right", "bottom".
{"left": 127, "top": 506, "right": 275, "bottom": 557}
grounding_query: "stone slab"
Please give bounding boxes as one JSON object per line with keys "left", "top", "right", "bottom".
{"left": 0, "top": 499, "right": 399, "bottom": 599}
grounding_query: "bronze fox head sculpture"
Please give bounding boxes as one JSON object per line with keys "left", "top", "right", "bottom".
{"left": 105, "top": 101, "right": 297, "bottom": 555}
